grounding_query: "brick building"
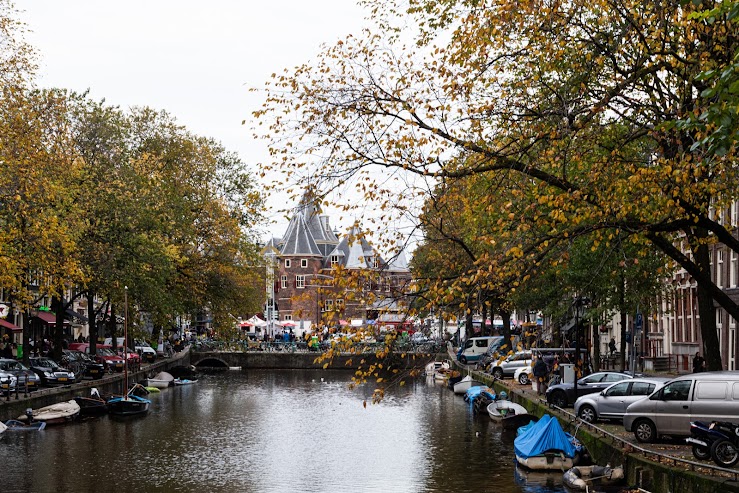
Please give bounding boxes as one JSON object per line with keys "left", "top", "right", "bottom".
{"left": 269, "top": 192, "right": 412, "bottom": 332}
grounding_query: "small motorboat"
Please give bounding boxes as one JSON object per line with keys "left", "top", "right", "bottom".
{"left": 174, "top": 378, "right": 198, "bottom": 385}
{"left": 74, "top": 396, "right": 109, "bottom": 416}
{"left": 146, "top": 371, "right": 174, "bottom": 389}
{"left": 3, "top": 419, "right": 46, "bottom": 431}
{"left": 562, "top": 465, "right": 624, "bottom": 490}
{"left": 18, "top": 400, "right": 81, "bottom": 425}
{"left": 434, "top": 368, "right": 459, "bottom": 382}
{"left": 424, "top": 360, "right": 451, "bottom": 376}
{"left": 453, "top": 374, "right": 485, "bottom": 394}
{"left": 487, "top": 400, "right": 538, "bottom": 430}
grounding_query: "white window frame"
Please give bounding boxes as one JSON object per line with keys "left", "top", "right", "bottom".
{"left": 331, "top": 255, "right": 339, "bottom": 266}
{"left": 285, "top": 259, "right": 291, "bottom": 268}
{"left": 281, "top": 275, "right": 287, "bottom": 289}
{"left": 324, "top": 299, "right": 334, "bottom": 312}
{"left": 301, "top": 259, "right": 308, "bottom": 268}
{"left": 296, "top": 275, "right": 305, "bottom": 289}
{"left": 731, "top": 250, "right": 738, "bottom": 288}
{"left": 717, "top": 249, "right": 724, "bottom": 288}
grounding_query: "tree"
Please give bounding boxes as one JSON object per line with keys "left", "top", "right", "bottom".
{"left": 255, "top": 0, "right": 739, "bottom": 371}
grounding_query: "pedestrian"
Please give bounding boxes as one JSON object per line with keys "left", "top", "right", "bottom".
{"left": 609, "top": 337, "right": 616, "bottom": 356}
{"left": 693, "top": 352, "right": 706, "bottom": 373}
{"left": 533, "top": 355, "right": 549, "bottom": 395}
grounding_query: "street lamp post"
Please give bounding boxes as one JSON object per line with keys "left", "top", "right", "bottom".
{"left": 572, "top": 296, "right": 590, "bottom": 399}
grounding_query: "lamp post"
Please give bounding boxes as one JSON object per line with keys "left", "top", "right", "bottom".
{"left": 572, "top": 296, "right": 590, "bottom": 399}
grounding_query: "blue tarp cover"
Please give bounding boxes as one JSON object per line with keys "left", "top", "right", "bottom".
{"left": 514, "top": 414, "right": 576, "bottom": 459}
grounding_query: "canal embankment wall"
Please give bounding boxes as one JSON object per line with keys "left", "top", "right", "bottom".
{"left": 0, "top": 350, "right": 191, "bottom": 421}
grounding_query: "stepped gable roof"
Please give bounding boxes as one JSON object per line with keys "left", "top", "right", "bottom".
{"left": 331, "top": 225, "right": 381, "bottom": 269}
{"left": 385, "top": 249, "right": 410, "bottom": 273}
{"left": 280, "top": 213, "right": 323, "bottom": 256}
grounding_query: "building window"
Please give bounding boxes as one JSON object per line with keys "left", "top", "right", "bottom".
{"left": 296, "top": 275, "right": 305, "bottom": 289}
{"left": 731, "top": 250, "right": 738, "bottom": 288}
{"left": 301, "top": 259, "right": 308, "bottom": 268}
{"left": 284, "top": 315, "right": 292, "bottom": 321}
{"left": 336, "top": 299, "right": 344, "bottom": 307}
{"left": 331, "top": 255, "right": 339, "bottom": 266}
{"left": 324, "top": 299, "right": 334, "bottom": 312}
{"left": 285, "top": 259, "right": 291, "bottom": 268}
{"left": 717, "top": 250, "right": 724, "bottom": 288}
{"left": 281, "top": 276, "right": 287, "bottom": 289}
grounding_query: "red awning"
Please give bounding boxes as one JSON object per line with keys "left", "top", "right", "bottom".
{"left": 33, "top": 311, "right": 57, "bottom": 325}
{"left": 0, "top": 319, "right": 21, "bottom": 331}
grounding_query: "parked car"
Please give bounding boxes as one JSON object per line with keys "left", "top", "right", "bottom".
{"left": 0, "top": 368, "right": 17, "bottom": 395}
{"left": 546, "top": 371, "right": 636, "bottom": 408}
{"left": 514, "top": 365, "right": 533, "bottom": 385}
{"left": 574, "top": 377, "right": 669, "bottom": 423}
{"left": 488, "top": 350, "right": 533, "bottom": 379}
{"left": 623, "top": 371, "right": 739, "bottom": 443}
{"left": 104, "top": 337, "right": 157, "bottom": 363}
{"left": 68, "top": 343, "right": 125, "bottom": 372}
{"left": 28, "top": 356, "right": 77, "bottom": 386}
{"left": 62, "top": 349, "right": 105, "bottom": 380}
{"left": 0, "top": 358, "right": 41, "bottom": 391}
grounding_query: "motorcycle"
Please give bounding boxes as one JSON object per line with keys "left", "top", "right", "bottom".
{"left": 686, "top": 420, "right": 739, "bottom": 467}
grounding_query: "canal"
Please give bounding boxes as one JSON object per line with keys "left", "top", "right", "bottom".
{"left": 1, "top": 369, "right": 566, "bottom": 493}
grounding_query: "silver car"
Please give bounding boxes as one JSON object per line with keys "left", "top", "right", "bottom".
{"left": 575, "top": 377, "right": 669, "bottom": 423}
{"left": 0, "top": 369, "right": 17, "bottom": 395}
{"left": 0, "top": 358, "right": 41, "bottom": 391}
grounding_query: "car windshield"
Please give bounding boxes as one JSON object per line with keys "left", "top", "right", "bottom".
{"left": 33, "top": 358, "right": 61, "bottom": 369}
{"left": 0, "top": 360, "right": 26, "bottom": 371}
{"left": 98, "top": 348, "right": 118, "bottom": 357}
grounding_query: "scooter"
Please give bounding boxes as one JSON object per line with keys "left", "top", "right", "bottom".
{"left": 686, "top": 420, "right": 739, "bottom": 467}
{"left": 687, "top": 421, "right": 727, "bottom": 461}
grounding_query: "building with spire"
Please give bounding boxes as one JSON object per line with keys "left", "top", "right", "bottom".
{"left": 268, "top": 191, "right": 412, "bottom": 333}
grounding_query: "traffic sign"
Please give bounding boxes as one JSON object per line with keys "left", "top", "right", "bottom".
{"left": 635, "top": 312, "right": 643, "bottom": 331}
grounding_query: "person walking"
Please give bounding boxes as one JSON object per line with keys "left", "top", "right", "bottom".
{"left": 609, "top": 337, "right": 616, "bottom": 356}
{"left": 693, "top": 352, "right": 706, "bottom": 373}
{"left": 533, "top": 356, "right": 549, "bottom": 395}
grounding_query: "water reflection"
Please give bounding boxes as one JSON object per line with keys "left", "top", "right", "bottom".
{"left": 0, "top": 370, "right": 571, "bottom": 493}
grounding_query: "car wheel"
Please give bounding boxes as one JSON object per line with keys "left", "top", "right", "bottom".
{"left": 692, "top": 444, "right": 711, "bottom": 461}
{"left": 518, "top": 372, "right": 530, "bottom": 385}
{"left": 633, "top": 419, "right": 657, "bottom": 443}
{"left": 550, "top": 390, "right": 567, "bottom": 408}
{"left": 711, "top": 438, "right": 739, "bottom": 468}
{"left": 578, "top": 405, "right": 597, "bottom": 423}
{"left": 459, "top": 356, "right": 467, "bottom": 365}
{"left": 492, "top": 368, "right": 504, "bottom": 380}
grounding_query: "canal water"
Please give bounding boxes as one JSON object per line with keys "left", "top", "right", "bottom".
{"left": 1, "top": 370, "right": 566, "bottom": 493}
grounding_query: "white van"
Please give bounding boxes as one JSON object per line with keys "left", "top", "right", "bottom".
{"left": 456, "top": 336, "right": 504, "bottom": 364}
{"left": 623, "top": 371, "right": 739, "bottom": 443}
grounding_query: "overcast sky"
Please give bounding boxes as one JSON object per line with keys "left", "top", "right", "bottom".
{"left": 19, "top": 1, "right": 369, "bottom": 236}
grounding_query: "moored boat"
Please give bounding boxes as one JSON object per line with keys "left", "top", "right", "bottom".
{"left": 424, "top": 360, "right": 451, "bottom": 376}
{"left": 487, "top": 400, "right": 538, "bottom": 430}
{"left": 453, "top": 374, "right": 485, "bottom": 394}
{"left": 562, "top": 465, "right": 624, "bottom": 490}
{"left": 18, "top": 400, "right": 81, "bottom": 425}
{"left": 107, "top": 393, "right": 150, "bottom": 417}
{"left": 514, "top": 414, "right": 583, "bottom": 470}
{"left": 173, "top": 378, "right": 198, "bottom": 385}
{"left": 146, "top": 371, "right": 174, "bottom": 389}
{"left": 3, "top": 419, "right": 46, "bottom": 431}
{"left": 74, "top": 396, "right": 109, "bottom": 416}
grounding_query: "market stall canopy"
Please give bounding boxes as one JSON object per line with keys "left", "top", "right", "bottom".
{"left": 246, "top": 315, "right": 268, "bottom": 327}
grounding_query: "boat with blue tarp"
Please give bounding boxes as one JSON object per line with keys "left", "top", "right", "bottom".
{"left": 514, "top": 414, "right": 586, "bottom": 470}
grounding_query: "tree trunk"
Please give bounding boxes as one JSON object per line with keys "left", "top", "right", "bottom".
{"left": 619, "top": 274, "right": 627, "bottom": 372}
{"left": 87, "top": 291, "right": 98, "bottom": 355}
{"left": 500, "top": 309, "right": 512, "bottom": 347}
{"left": 693, "top": 234, "right": 722, "bottom": 371}
{"left": 52, "top": 295, "right": 64, "bottom": 361}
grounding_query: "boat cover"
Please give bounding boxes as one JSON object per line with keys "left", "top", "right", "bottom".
{"left": 464, "top": 386, "right": 494, "bottom": 402}
{"left": 514, "top": 414, "right": 576, "bottom": 459}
